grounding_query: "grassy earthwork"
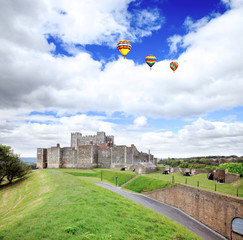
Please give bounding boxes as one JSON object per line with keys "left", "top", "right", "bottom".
{"left": 145, "top": 172, "right": 243, "bottom": 198}
{"left": 58, "top": 168, "right": 243, "bottom": 197}
{"left": 0, "top": 169, "right": 202, "bottom": 240}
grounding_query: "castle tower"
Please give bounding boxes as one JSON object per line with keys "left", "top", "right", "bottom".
{"left": 96, "top": 132, "right": 106, "bottom": 144}
{"left": 71, "top": 132, "right": 82, "bottom": 150}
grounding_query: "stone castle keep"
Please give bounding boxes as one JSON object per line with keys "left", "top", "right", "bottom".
{"left": 37, "top": 132, "right": 157, "bottom": 169}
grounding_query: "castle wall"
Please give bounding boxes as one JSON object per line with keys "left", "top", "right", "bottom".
{"left": 98, "top": 148, "right": 111, "bottom": 168}
{"left": 75, "top": 131, "right": 112, "bottom": 146}
{"left": 126, "top": 147, "right": 133, "bottom": 165}
{"left": 144, "top": 184, "right": 243, "bottom": 240}
{"left": 62, "top": 147, "right": 77, "bottom": 168}
{"left": 111, "top": 146, "right": 126, "bottom": 167}
{"left": 76, "top": 145, "right": 98, "bottom": 168}
{"left": 47, "top": 146, "right": 61, "bottom": 168}
{"left": 37, "top": 148, "right": 47, "bottom": 168}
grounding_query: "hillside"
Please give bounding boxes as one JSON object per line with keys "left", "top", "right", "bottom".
{"left": 0, "top": 170, "right": 202, "bottom": 240}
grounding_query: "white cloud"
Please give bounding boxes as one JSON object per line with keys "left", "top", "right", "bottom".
{"left": 221, "top": 0, "right": 243, "bottom": 8}
{"left": 167, "top": 35, "right": 183, "bottom": 53}
{"left": 1, "top": 0, "right": 243, "bottom": 157}
{"left": 133, "top": 116, "right": 148, "bottom": 129}
{"left": 43, "top": 0, "right": 163, "bottom": 47}
{"left": 140, "top": 118, "right": 243, "bottom": 157}
{"left": 183, "top": 16, "right": 210, "bottom": 32}
{"left": 2, "top": 113, "right": 242, "bottom": 158}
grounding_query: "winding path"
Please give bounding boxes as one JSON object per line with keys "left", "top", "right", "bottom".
{"left": 95, "top": 182, "right": 226, "bottom": 240}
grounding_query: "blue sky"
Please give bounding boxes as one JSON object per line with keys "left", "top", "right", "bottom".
{"left": 47, "top": 0, "right": 228, "bottom": 63}
{"left": 0, "top": 0, "right": 243, "bottom": 158}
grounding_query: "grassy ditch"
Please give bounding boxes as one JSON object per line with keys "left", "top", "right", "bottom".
{"left": 0, "top": 169, "right": 202, "bottom": 240}
{"left": 123, "top": 176, "right": 173, "bottom": 193}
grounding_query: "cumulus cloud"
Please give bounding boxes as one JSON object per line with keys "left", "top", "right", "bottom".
{"left": 140, "top": 118, "right": 243, "bottom": 157}
{"left": 43, "top": 0, "right": 163, "bottom": 47}
{"left": 133, "top": 116, "right": 148, "bottom": 129}
{"left": 1, "top": 113, "right": 242, "bottom": 158}
{"left": 1, "top": 0, "right": 243, "bottom": 157}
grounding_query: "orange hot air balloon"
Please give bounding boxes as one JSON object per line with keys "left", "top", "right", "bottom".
{"left": 117, "top": 40, "right": 131, "bottom": 59}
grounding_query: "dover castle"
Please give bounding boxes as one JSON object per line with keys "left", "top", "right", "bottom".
{"left": 37, "top": 132, "right": 157, "bottom": 169}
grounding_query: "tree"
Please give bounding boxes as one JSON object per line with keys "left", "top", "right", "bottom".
{"left": 0, "top": 145, "right": 30, "bottom": 184}
{"left": 0, "top": 145, "right": 11, "bottom": 184}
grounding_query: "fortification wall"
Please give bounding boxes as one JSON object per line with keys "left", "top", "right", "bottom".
{"left": 98, "top": 148, "right": 111, "bottom": 168}
{"left": 225, "top": 173, "right": 241, "bottom": 184}
{"left": 62, "top": 147, "right": 77, "bottom": 168}
{"left": 76, "top": 132, "right": 113, "bottom": 146}
{"left": 125, "top": 147, "right": 133, "bottom": 165}
{"left": 47, "top": 146, "right": 61, "bottom": 168}
{"left": 76, "top": 145, "right": 98, "bottom": 168}
{"left": 144, "top": 184, "right": 243, "bottom": 239}
{"left": 37, "top": 148, "right": 47, "bottom": 168}
{"left": 92, "top": 145, "right": 98, "bottom": 165}
{"left": 191, "top": 169, "right": 212, "bottom": 175}
{"left": 138, "top": 152, "right": 149, "bottom": 162}
{"left": 111, "top": 146, "right": 126, "bottom": 166}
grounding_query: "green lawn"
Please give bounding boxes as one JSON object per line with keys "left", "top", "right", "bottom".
{"left": 147, "top": 172, "right": 243, "bottom": 197}
{"left": 58, "top": 168, "right": 136, "bottom": 187}
{"left": 0, "top": 169, "right": 202, "bottom": 240}
{"left": 58, "top": 168, "right": 243, "bottom": 197}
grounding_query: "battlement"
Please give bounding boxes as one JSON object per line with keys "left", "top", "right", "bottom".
{"left": 71, "top": 131, "right": 114, "bottom": 150}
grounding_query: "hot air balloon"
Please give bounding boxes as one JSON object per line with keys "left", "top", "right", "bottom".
{"left": 145, "top": 55, "right": 156, "bottom": 70}
{"left": 117, "top": 40, "right": 131, "bottom": 59}
{"left": 170, "top": 61, "right": 178, "bottom": 72}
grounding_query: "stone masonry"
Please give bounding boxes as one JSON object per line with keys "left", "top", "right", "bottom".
{"left": 37, "top": 132, "right": 157, "bottom": 169}
{"left": 144, "top": 184, "right": 243, "bottom": 239}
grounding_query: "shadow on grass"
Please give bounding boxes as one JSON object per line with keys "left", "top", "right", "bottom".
{"left": 0, "top": 175, "right": 30, "bottom": 190}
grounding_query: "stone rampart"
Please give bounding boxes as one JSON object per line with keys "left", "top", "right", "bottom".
{"left": 111, "top": 146, "right": 126, "bottom": 167}
{"left": 225, "top": 173, "right": 241, "bottom": 184}
{"left": 144, "top": 184, "right": 243, "bottom": 239}
{"left": 47, "top": 146, "right": 61, "bottom": 168}
{"left": 98, "top": 148, "right": 111, "bottom": 168}
{"left": 62, "top": 147, "right": 77, "bottom": 168}
{"left": 191, "top": 169, "right": 212, "bottom": 175}
{"left": 76, "top": 145, "right": 98, "bottom": 168}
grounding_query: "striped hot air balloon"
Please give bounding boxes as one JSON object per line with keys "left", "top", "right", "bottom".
{"left": 170, "top": 61, "right": 178, "bottom": 72}
{"left": 117, "top": 40, "right": 131, "bottom": 59}
{"left": 145, "top": 55, "right": 156, "bottom": 70}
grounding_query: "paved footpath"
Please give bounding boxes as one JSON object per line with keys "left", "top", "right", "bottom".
{"left": 95, "top": 182, "right": 227, "bottom": 240}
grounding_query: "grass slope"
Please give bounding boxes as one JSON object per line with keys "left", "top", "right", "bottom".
{"left": 57, "top": 168, "right": 243, "bottom": 197}
{"left": 123, "top": 176, "right": 173, "bottom": 193}
{"left": 0, "top": 170, "right": 202, "bottom": 240}
{"left": 147, "top": 172, "right": 243, "bottom": 197}
{"left": 59, "top": 168, "right": 136, "bottom": 187}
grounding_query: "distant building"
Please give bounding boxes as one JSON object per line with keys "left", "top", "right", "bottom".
{"left": 37, "top": 132, "right": 157, "bottom": 169}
